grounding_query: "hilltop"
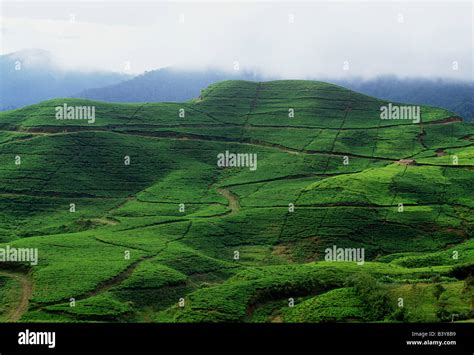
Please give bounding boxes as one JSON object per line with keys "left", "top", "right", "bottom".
{"left": 72, "top": 68, "right": 474, "bottom": 121}
{"left": 0, "top": 80, "right": 472, "bottom": 323}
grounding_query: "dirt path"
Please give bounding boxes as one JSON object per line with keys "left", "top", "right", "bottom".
{"left": 239, "top": 82, "right": 262, "bottom": 140}
{"left": 0, "top": 270, "right": 32, "bottom": 322}
{"left": 3, "top": 124, "right": 472, "bottom": 169}
{"left": 217, "top": 188, "right": 240, "bottom": 216}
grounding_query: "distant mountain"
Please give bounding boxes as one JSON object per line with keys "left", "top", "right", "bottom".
{"left": 0, "top": 49, "right": 130, "bottom": 110}
{"left": 74, "top": 68, "right": 263, "bottom": 103}
{"left": 3, "top": 51, "right": 472, "bottom": 122}
{"left": 75, "top": 68, "right": 473, "bottom": 121}
{"left": 330, "top": 77, "right": 474, "bottom": 121}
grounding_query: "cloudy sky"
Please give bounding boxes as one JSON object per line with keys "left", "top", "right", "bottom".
{"left": 0, "top": 0, "right": 472, "bottom": 80}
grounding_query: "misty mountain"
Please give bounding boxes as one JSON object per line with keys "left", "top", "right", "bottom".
{"left": 331, "top": 77, "right": 474, "bottom": 121}
{"left": 73, "top": 68, "right": 263, "bottom": 103}
{"left": 0, "top": 49, "right": 130, "bottom": 111}
{"left": 2, "top": 51, "right": 472, "bottom": 121}
{"left": 75, "top": 69, "right": 473, "bottom": 121}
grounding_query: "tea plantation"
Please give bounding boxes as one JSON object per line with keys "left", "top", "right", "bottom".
{"left": 0, "top": 80, "right": 472, "bottom": 323}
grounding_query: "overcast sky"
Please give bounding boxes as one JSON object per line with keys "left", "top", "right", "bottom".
{"left": 0, "top": 0, "right": 472, "bottom": 80}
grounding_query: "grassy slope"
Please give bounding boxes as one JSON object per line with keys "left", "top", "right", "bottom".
{"left": 0, "top": 80, "right": 472, "bottom": 322}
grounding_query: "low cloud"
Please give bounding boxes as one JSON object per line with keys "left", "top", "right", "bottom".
{"left": 1, "top": 1, "right": 472, "bottom": 80}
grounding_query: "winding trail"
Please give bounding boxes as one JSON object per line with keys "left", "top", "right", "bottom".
{"left": 1, "top": 120, "right": 472, "bottom": 169}
{"left": 217, "top": 188, "right": 241, "bottom": 216}
{"left": 0, "top": 270, "right": 33, "bottom": 322}
{"left": 0, "top": 109, "right": 470, "bottom": 320}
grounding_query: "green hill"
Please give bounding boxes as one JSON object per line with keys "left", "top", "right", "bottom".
{"left": 0, "top": 80, "right": 472, "bottom": 323}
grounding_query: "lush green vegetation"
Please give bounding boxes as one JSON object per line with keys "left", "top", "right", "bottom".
{"left": 0, "top": 80, "right": 472, "bottom": 323}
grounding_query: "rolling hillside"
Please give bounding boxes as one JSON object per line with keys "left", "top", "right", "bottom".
{"left": 0, "top": 80, "right": 472, "bottom": 323}
{"left": 73, "top": 67, "right": 474, "bottom": 121}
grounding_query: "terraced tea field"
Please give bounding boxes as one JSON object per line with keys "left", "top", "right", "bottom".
{"left": 0, "top": 80, "right": 472, "bottom": 323}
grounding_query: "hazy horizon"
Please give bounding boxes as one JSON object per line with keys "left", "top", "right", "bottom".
{"left": 1, "top": 0, "right": 472, "bottom": 81}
